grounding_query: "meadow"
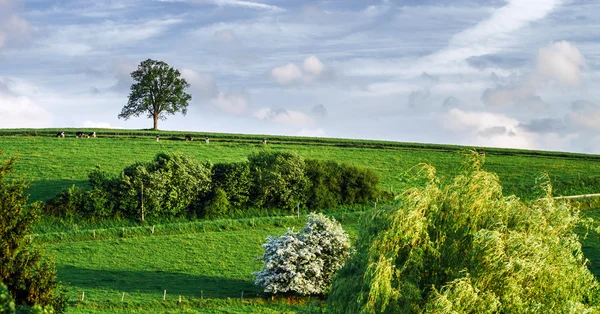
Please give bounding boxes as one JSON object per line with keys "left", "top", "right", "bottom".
{"left": 2, "top": 129, "right": 600, "bottom": 203}
{"left": 3, "top": 128, "right": 600, "bottom": 313}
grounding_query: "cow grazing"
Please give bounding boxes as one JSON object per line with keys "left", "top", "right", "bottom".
{"left": 56, "top": 131, "right": 65, "bottom": 138}
{"left": 205, "top": 136, "right": 209, "bottom": 144}
{"left": 262, "top": 138, "right": 267, "bottom": 145}
{"left": 88, "top": 132, "right": 96, "bottom": 138}
{"left": 156, "top": 135, "right": 160, "bottom": 142}
{"left": 76, "top": 131, "right": 88, "bottom": 138}
{"left": 185, "top": 135, "right": 193, "bottom": 141}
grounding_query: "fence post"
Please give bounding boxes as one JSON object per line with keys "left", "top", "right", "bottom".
{"left": 201, "top": 290, "right": 203, "bottom": 299}
{"left": 81, "top": 291, "right": 85, "bottom": 301}
{"left": 121, "top": 292, "right": 125, "bottom": 302}
{"left": 241, "top": 291, "right": 244, "bottom": 300}
{"left": 163, "top": 290, "right": 166, "bottom": 300}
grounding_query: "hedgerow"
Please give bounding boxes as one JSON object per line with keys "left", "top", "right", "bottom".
{"left": 44, "top": 151, "right": 380, "bottom": 220}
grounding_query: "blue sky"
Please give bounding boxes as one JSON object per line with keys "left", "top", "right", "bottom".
{"left": 1, "top": 0, "right": 600, "bottom": 153}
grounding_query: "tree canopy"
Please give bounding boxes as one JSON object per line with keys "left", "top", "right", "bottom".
{"left": 0, "top": 151, "right": 66, "bottom": 313}
{"left": 327, "top": 152, "right": 600, "bottom": 313}
{"left": 118, "top": 59, "right": 191, "bottom": 130}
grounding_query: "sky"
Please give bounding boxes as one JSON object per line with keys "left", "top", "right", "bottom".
{"left": 1, "top": 0, "right": 600, "bottom": 153}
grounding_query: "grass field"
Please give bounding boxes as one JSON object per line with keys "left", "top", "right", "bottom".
{"left": 2, "top": 130, "right": 600, "bottom": 203}
{"left": 46, "top": 216, "right": 359, "bottom": 313}
{"left": 42, "top": 208, "right": 599, "bottom": 314}
{"left": 4, "top": 128, "right": 600, "bottom": 313}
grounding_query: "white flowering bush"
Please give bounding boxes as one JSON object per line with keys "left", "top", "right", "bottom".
{"left": 254, "top": 213, "right": 351, "bottom": 295}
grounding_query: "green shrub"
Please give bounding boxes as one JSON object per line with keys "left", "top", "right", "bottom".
{"left": 305, "top": 160, "right": 343, "bottom": 210}
{"left": 201, "top": 188, "right": 230, "bottom": 219}
{"left": 327, "top": 153, "right": 600, "bottom": 313}
{"left": 305, "top": 160, "right": 379, "bottom": 210}
{"left": 114, "top": 153, "right": 212, "bottom": 219}
{"left": 248, "top": 151, "right": 310, "bottom": 211}
{"left": 340, "top": 165, "right": 379, "bottom": 204}
{"left": 43, "top": 185, "right": 84, "bottom": 219}
{"left": 1, "top": 281, "right": 15, "bottom": 314}
{"left": 0, "top": 152, "right": 66, "bottom": 313}
{"left": 212, "top": 162, "right": 251, "bottom": 208}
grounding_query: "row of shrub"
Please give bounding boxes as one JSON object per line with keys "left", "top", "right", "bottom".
{"left": 44, "top": 151, "right": 380, "bottom": 220}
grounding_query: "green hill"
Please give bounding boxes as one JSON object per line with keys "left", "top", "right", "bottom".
{"left": 2, "top": 128, "right": 600, "bottom": 203}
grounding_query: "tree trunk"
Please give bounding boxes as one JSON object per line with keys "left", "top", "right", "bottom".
{"left": 153, "top": 113, "right": 159, "bottom": 131}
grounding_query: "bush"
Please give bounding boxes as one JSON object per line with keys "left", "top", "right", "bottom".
{"left": 212, "top": 162, "right": 251, "bottom": 208}
{"left": 43, "top": 185, "right": 85, "bottom": 218}
{"left": 121, "top": 153, "right": 212, "bottom": 218}
{"left": 327, "top": 152, "right": 600, "bottom": 313}
{"left": 305, "top": 160, "right": 380, "bottom": 210}
{"left": 249, "top": 151, "right": 310, "bottom": 211}
{"left": 0, "top": 152, "right": 66, "bottom": 313}
{"left": 254, "top": 213, "right": 351, "bottom": 295}
{"left": 1, "top": 282, "right": 15, "bottom": 314}
{"left": 201, "top": 188, "right": 230, "bottom": 219}
{"left": 305, "top": 160, "right": 343, "bottom": 210}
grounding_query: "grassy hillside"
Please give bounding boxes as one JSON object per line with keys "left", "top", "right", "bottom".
{"left": 2, "top": 129, "right": 600, "bottom": 202}
{"left": 45, "top": 215, "right": 359, "bottom": 314}
{"left": 42, "top": 209, "right": 599, "bottom": 314}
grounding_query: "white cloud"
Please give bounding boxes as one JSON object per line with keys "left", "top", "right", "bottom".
{"left": 444, "top": 108, "right": 536, "bottom": 149}
{"left": 0, "top": 1, "right": 29, "bottom": 48}
{"left": 482, "top": 41, "right": 584, "bottom": 108}
{"left": 272, "top": 56, "right": 331, "bottom": 86}
{"left": 0, "top": 92, "right": 52, "bottom": 128}
{"left": 567, "top": 100, "right": 600, "bottom": 130}
{"left": 212, "top": 92, "right": 249, "bottom": 115}
{"left": 157, "top": 0, "right": 283, "bottom": 12}
{"left": 213, "top": 29, "right": 238, "bottom": 44}
{"left": 42, "top": 19, "right": 182, "bottom": 56}
{"left": 181, "top": 68, "right": 219, "bottom": 99}
{"left": 271, "top": 63, "right": 302, "bottom": 85}
{"left": 253, "top": 108, "right": 314, "bottom": 128}
{"left": 534, "top": 41, "right": 585, "bottom": 86}
{"left": 303, "top": 56, "right": 324, "bottom": 76}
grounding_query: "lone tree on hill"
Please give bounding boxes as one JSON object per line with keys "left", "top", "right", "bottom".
{"left": 118, "top": 59, "right": 191, "bottom": 130}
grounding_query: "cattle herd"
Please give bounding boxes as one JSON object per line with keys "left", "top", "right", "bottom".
{"left": 55, "top": 132, "right": 267, "bottom": 144}
{"left": 56, "top": 131, "right": 95, "bottom": 138}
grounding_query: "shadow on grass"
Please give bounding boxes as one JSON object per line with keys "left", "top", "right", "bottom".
{"left": 27, "top": 179, "right": 87, "bottom": 202}
{"left": 58, "top": 265, "right": 262, "bottom": 299}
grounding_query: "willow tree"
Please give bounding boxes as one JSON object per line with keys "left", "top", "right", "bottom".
{"left": 328, "top": 152, "right": 600, "bottom": 313}
{"left": 118, "top": 59, "right": 191, "bottom": 130}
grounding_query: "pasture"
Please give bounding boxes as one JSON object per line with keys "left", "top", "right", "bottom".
{"left": 3, "top": 128, "right": 600, "bottom": 313}
{"left": 2, "top": 129, "right": 600, "bottom": 203}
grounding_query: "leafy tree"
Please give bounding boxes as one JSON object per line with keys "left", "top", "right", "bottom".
{"left": 248, "top": 151, "right": 310, "bottom": 211}
{"left": 327, "top": 152, "right": 600, "bottom": 313}
{"left": 254, "top": 213, "right": 351, "bottom": 295}
{"left": 118, "top": 59, "right": 191, "bottom": 130}
{"left": 0, "top": 151, "right": 66, "bottom": 313}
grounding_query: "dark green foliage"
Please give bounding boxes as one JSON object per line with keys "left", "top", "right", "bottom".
{"left": 118, "top": 59, "right": 192, "bottom": 130}
{"left": 305, "top": 160, "right": 379, "bottom": 210}
{"left": 340, "top": 165, "right": 379, "bottom": 204}
{"left": 305, "top": 160, "right": 343, "bottom": 209}
{"left": 328, "top": 153, "right": 600, "bottom": 313}
{"left": 44, "top": 151, "right": 380, "bottom": 220}
{"left": 43, "top": 185, "right": 85, "bottom": 218}
{"left": 0, "top": 152, "right": 66, "bottom": 313}
{"left": 248, "top": 151, "right": 310, "bottom": 211}
{"left": 211, "top": 162, "right": 251, "bottom": 208}
{"left": 201, "top": 188, "right": 230, "bottom": 219}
